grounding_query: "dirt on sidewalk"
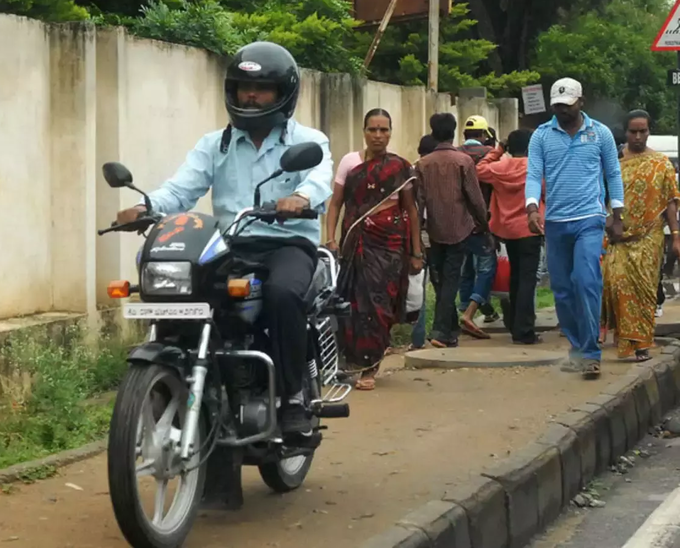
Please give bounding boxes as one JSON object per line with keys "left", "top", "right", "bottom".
{"left": 0, "top": 332, "right": 643, "bottom": 548}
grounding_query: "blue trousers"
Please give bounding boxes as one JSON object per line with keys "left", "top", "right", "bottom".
{"left": 545, "top": 216, "right": 606, "bottom": 361}
{"left": 457, "top": 237, "right": 497, "bottom": 311}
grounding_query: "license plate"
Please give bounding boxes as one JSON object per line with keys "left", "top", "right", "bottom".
{"left": 123, "top": 303, "right": 212, "bottom": 320}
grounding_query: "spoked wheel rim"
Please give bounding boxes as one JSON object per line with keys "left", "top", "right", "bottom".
{"left": 133, "top": 370, "right": 202, "bottom": 535}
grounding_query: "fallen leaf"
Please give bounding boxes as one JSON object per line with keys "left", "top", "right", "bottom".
{"left": 65, "top": 483, "right": 83, "bottom": 492}
{"left": 353, "top": 513, "right": 375, "bottom": 520}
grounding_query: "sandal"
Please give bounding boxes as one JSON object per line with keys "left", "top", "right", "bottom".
{"left": 355, "top": 377, "right": 376, "bottom": 391}
{"left": 635, "top": 349, "right": 652, "bottom": 362}
{"left": 581, "top": 360, "right": 601, "bottom": 380}
{"left": 461, "top": 318, "right": 491, "bottom": 340}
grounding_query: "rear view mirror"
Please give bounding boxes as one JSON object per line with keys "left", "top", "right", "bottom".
{"left": 103, "top": 162, "right": 133, "bottom": 189}
{"left": 280, "top": 142, "right": 323, "bottom": 173}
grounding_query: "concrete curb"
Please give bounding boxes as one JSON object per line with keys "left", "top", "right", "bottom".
{"left": 361, "top": 341, "right": 680, "bottom": 548}
{"left": 0, "top": 439, "right": 107, "bottom": 484}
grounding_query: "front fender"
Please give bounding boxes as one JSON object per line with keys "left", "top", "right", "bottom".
{"left": 128, "top": 342, "right": 189, "bottom": 373}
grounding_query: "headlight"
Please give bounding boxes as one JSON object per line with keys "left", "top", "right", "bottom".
{"left": 141, "top": 262, "right": 192, "bottom": 296}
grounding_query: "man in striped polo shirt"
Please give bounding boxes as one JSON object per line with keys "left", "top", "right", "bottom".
{"left": 525, "top": 78, "right": 624, "bottom": 379}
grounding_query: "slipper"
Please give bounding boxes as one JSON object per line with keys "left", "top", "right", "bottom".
{"left": 430, "top": 338, "right": 459, "bottom": 349}
{"left": 582, "top": 360, "right": 601, "bottom": 380}
{"left": 355, "top": 377, "right": 376, "bottom": 391}
{"left": 461, "top": 319, "right": 491, "bottom": 340}
{"left": 635, "top": 349, "right": 652, "bottom": 362}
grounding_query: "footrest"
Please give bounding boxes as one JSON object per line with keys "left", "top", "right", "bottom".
{"left": 323, "top": 382, "right": 352, "bottom": 403}
{"left": 316, "top": 403, "right": 350, "bottom": 419}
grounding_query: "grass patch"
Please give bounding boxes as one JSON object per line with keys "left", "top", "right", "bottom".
{"left": 391, "top": 286, "right": 556, "bottom": 347}
{"left": 0, "top": 323, "right": 134, "bottom": 469}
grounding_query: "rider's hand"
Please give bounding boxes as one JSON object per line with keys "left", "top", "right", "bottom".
{"left": 276, "top": 195, "right": 309, "bottom": 217}
{"left": 325, "top": 240, "right": 339, "bottom": 252}
{"left": 116, "top": 205, "right": 146, "bottom": 225}
{"left": 527, "top": 210, "right": 544, "bottom": 235}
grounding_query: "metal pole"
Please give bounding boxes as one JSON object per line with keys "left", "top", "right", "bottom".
{"left": 363, "top": 0, "right": 399, "bottom": 69}
{"left": 428, "top": 0, "right": 440, "bottom": 92}
{"left": 677, "top": 52, "right": 680, "bottom": 166}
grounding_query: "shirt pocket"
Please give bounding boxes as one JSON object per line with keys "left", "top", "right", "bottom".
{"left": 261, "top": 172, "right": 298, "bottom": 203}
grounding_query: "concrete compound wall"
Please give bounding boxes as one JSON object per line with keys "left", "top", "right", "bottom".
{"left": 0, "top": 14, "right": 518, "bottom": 321}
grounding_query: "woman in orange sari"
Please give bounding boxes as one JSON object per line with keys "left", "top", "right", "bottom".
{"left": 601, "top": 110, "right": 680, "bottom": 361}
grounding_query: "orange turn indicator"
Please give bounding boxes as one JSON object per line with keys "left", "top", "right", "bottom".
{"left": 228, "top": 279, "right": 251, "bottom": 298}
{"left": 107, "top": 280, "right": 130, "bottom": 299}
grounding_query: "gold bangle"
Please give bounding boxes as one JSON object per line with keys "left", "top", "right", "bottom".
{"left": 672, "top": 230, "right": 680, "bottom": 235}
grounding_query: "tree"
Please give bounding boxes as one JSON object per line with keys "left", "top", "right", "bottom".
{"left": 350, "top": 3, "right": 539, "bottom": 96}
{"left": 0, "top": 0, "right": 88, "bottom": 21}
{"left": 532, "top": 0, "right": 676, "bottom": 133}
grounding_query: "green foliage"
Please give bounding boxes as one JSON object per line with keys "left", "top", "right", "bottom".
{"left": 351, "top": 3, "right": 539, "bottom": 96}
{"left": 131, "top": 0, "right": 243, "bottom": 55}
{"left": 532, "top": 0, "right": 676, "bottom": 132}
{"left": 0, "top": 324, "right": 132, "bottom": 468}
{"left": 0, "top": 0, "right": 89, "bottom": 21}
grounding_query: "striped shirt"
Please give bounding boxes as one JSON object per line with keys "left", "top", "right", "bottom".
{"left": 414, "top": 143, "right": 488, "bottom": 245}
{"left": 525, "top": 113, "right": 624, "bottom": 222}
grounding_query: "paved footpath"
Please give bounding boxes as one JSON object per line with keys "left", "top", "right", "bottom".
{"left": 2, "top": 307, "right": 680, "bottom": 547}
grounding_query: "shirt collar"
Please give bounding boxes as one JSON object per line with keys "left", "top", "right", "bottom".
{"left": 435, "top": 142, "right": 456, "bottom": 151}
{"left": 550, "top": 112, "right": 594, "bottom": 133}
{"left": 232, "top": 119, "right": 294, "bottom": 147}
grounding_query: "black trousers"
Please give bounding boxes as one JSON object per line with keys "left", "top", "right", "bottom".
{"left": 429, "top": 240, "right": 466, "bottom": 343}
{"left": 505, "top": 236, "right": 542, "bottom": 343}
{"left": 232, "top": 237, "right": 316, "bottom": 397}
{"left": 658, "top": 262, "right": 666, "bottom": 307}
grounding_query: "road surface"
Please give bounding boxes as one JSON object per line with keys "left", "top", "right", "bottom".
{"left": 531, "top": 410, "right": 680, "bottom": 548}
{"left": 0, "top": 332, "right": 635, "bottom": 548}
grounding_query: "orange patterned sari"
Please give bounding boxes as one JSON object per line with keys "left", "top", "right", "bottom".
{"left": 601, "top": 151, "right": 679, "bottom": 358}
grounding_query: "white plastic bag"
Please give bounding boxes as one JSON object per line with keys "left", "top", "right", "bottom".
{"left": 406, "top": 270, "right": 425, "bottom": 314}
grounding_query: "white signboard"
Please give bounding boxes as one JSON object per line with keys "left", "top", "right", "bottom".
{"left": 652, "top": 0, "right": 680, "bottom": 51}
{"left": 521, "top": 84, "right": 546, "bottom": 115}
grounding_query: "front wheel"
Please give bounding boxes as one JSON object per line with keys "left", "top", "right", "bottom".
{"left": 108, "top": 363, "right": 207, "bottom": 548}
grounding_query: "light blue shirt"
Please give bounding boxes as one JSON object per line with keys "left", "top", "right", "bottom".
{"left": 525, "top": 113, "right": 624, "bottom": 222}
{"left": 146, "top": 119, "right": 333, "bottom": 246}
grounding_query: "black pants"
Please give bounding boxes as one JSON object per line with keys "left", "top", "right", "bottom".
{"left": 429, "top": 240, "right": 466, "bottom": 344}
{"left": 232, "top": 238, "right": 316, "bottom": 397}
{"left": 505, "top": 236, "right": 542, "bottom": 343}
{"left": 658, "top": 262, "right": 666, "bottom": 307}
{"left": 664, "top": 234, "right": 678, "bottom": 277}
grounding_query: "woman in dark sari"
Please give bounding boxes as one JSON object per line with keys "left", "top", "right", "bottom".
{"left": 326, "top": 108, "right": 423, "bottom": 391}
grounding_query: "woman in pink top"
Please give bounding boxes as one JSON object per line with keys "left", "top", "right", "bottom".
{"left": 326, "top": 108, "right": 423, "bottom": 391}
{"left": 476, "top": 128, "right": 546, "bottom": 344}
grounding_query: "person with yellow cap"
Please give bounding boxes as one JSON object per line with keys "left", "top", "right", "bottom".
{"left": 456, "top": 114, "right": 499, "bottom": 338}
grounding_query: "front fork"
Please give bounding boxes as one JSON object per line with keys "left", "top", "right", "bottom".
{"left": 181, "top": 323, "right": 212, "bottom": 461}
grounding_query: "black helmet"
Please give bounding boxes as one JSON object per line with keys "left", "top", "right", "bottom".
{"left": 224, "top": 42, "right": 301, "bottom": 132}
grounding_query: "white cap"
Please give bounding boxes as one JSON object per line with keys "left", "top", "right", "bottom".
{"left": 550, "top": 78, "right": 583, "bottom": 106}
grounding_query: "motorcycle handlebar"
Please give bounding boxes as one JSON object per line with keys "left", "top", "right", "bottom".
{"left": 97, "top": 215, "right": 161, "bottom": 236}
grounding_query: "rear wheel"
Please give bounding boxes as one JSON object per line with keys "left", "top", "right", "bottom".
{"left": 108, "top": 364, "right": 206, "bottom": 548}
{"left": 258, "top": 369, "right": 321, "bottom": 493}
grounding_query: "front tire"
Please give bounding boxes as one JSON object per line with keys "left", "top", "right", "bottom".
{"left": 108, "top": 364, "right": 206, "bottom": 548}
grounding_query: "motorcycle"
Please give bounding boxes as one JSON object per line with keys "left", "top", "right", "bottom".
{"left": 98, "top": 141, "right": 352, "bottom": 548}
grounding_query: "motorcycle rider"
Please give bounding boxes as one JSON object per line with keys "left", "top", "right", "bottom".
{"left": 116, "top": 41, "right": 334, "bottom": 437}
